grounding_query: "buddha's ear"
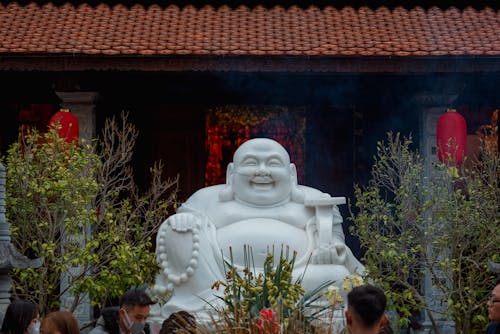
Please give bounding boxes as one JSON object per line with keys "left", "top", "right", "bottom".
{"left": 220, "top": 163, "right": 235, "bottom": 202}
{"left": 290, "top": 163, "right": 305, "bottom": 203}
{"left": 226, "top": 162, "right": 234, "bottom": 185}
{"left": 290, "top": 163, "right": 298, "bottom": 185}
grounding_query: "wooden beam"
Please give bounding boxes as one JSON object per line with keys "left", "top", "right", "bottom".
{"left": 0, "top": 55, "right": 499, "bottom": 73}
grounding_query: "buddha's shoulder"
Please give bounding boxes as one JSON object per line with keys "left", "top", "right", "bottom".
{"left": 182, "top": 185, "right": 226, "bottom": 207}
{"left": 297, "top": 185, "right": 331, "bottom": 198}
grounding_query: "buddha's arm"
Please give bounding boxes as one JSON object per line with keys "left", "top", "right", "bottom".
{"left": 305, "top": 203, "right": 364, "bottom": 273}
{"left": 331, "top": 204, "right": 345, "bottom": 240}
{"left": 304, "top": 195, "right": 346, "bottom": 243}
{"left": 302, "top": 194, "right": 352, "bottom": 265}
{"left": 344, "top": 247, "right": 365, "bottom": 275}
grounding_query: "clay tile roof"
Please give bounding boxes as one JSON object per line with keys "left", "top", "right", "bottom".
{"left": 0, "top": 2, "right": 499, "bottom": 56}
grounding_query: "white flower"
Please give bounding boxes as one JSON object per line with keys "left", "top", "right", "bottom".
{"left": 325, "top": 285, "right": 344, "bottom": 308}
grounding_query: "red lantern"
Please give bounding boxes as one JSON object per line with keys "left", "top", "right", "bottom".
{"left": 49, "top": 108, "right": 79, "bottom": 145}
{"left": 436, "top": 109, "right": 467, "bottom": 165}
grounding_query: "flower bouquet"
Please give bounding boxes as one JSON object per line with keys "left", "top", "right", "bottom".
{"left": 207, "top": 245, "right": 365, "bottom": 334}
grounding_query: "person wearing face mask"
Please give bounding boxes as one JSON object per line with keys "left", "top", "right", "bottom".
{"left": 89, "top": 288, "right": 153, "bottom": 334}
{"left": 1, "top": 300, "right": 40, "bottom": 334}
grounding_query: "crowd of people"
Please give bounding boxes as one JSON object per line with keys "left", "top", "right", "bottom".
{"left": 0, "top": 300, "right": 79, "bottom": 334}
{"left": 1, "top": 279, "right": 498, "bottom": 334}
{"left": 0, "top": 288, "right": 197, "bottom": 334}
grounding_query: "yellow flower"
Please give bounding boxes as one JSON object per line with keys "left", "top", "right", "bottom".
{"left": 211, "top": 281, "right": 221, "bottom": 290}
{"left": 342, "top": 274, "right": 365, "bottom": 292}
{"left": 342, "top": 276, "right": 351, "bottom": 291}
{"left": 351, "top": 274, "right": 364, "bottom": 288}
{"left": 446, "top": 166, "right": 459, "bottom": 178}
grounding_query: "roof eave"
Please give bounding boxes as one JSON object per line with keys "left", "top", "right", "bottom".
{"left": 0, "top": 54, "right": 499, "bottom": 73}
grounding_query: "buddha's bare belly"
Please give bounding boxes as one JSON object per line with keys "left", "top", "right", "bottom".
{"left": 217, "top": 218, "right": 309, "bottom": 267}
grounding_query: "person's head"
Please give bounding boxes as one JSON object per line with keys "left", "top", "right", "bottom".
{"left": 1, "top": 300, "right": 40, "bottom": 334}
{"left": 118, "top": 288, "right": 154, "bottom": 334}
{"left": 159, "top": 311, "right": 196, "bottom": 334}
{"left": 99, "top": 306, "right": 120, "bottom": 334}
{"left": 227, "top": 138, "right": 296, "bottom": 206}
{"left": 40, "top": 311, "right": 79, "bottom": 334}
{"left": 487, "top": 278, "right": 500, "bottom": 322}
{"left": 345, "top": 285, "right": 388, "bottom": 334}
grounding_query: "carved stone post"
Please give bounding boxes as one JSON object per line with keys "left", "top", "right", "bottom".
{"left": 55, "top": 92, "right": 99, "bottom": 326}
{"left": 415, "top": 93, "right": 459, "bottom": 334}
{"left": 0, "top": 164, "right": 43, "bottom": 323}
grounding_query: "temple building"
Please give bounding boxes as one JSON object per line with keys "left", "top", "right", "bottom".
{"left": 1, "top": 0, "right": 498, "bottom": 199}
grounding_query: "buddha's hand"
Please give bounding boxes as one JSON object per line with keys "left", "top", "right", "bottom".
{"left": 151, "top": 275, "right": 168, "bottom": 295}
{"left": 167, "top": 212, "right": 200, "bottom": 232}
{"left": 311, "top": 242, "right": 347, "bottom": 265}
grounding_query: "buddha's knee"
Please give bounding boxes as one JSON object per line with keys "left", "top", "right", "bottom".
{"left": 312, "top": 242, "right": 348, "bottom": 265}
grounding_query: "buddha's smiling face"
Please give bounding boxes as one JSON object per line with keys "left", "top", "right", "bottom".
{"left": 231, "top": 138, "right": 293, "bottom": 206}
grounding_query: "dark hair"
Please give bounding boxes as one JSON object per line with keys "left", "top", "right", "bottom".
{"left": 1, "top": 300, "right": 39, "bottom": 334}
{"left": 159, "top": 311, "right": 196, "bottom": 334}
{"left": 347, "top": 284, "right": 387, "bottom": 327}
{"left": 41, "top": 311, "right": 80, "bottom": 334}
{"left": 119, "top": 288, "right": 154, "bottom": 310}
{"left": 100, "top": 306, "right": 120, "bottom": 334}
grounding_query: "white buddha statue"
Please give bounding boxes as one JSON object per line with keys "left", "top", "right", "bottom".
{"left": 151, "top": 138, "right": 364, "bottom": 319}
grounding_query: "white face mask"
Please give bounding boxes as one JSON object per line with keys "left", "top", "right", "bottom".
{"left": 123, "top": 311, "right": 145, "bottom": 334}
{"left": 27, "top": 320, "right": 40, "bottom": 334}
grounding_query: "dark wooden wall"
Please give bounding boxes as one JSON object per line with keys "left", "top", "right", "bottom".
{"left": 2, "top": 71, "right": 500, "bottom": 259}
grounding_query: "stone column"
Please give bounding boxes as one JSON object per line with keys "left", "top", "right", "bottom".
{"left": 55, "top": 92, "right": 99, "bottom": 327}
{"left": 0, "top": 164, "right": 42, "bottom": 323}
{"left": 415, "top": 93, "right": 458, "bottom": 334}
{"left": 0, "top": 164, "right": 9, "bottom": 323}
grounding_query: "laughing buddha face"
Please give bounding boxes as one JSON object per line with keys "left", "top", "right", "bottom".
{"left": 230, "top": 138, "right": 295, "bottom": 207}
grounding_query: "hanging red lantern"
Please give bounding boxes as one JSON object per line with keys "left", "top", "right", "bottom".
{"left": 436, "top": 109, "right": 467, "bottom": 165}
{"left": 49, "top": 108, "right": 79, "bottom": 145}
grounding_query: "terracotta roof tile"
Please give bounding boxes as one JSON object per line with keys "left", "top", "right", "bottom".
{"left": 0, "top": 2, "right": 499, "bottom": 56}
